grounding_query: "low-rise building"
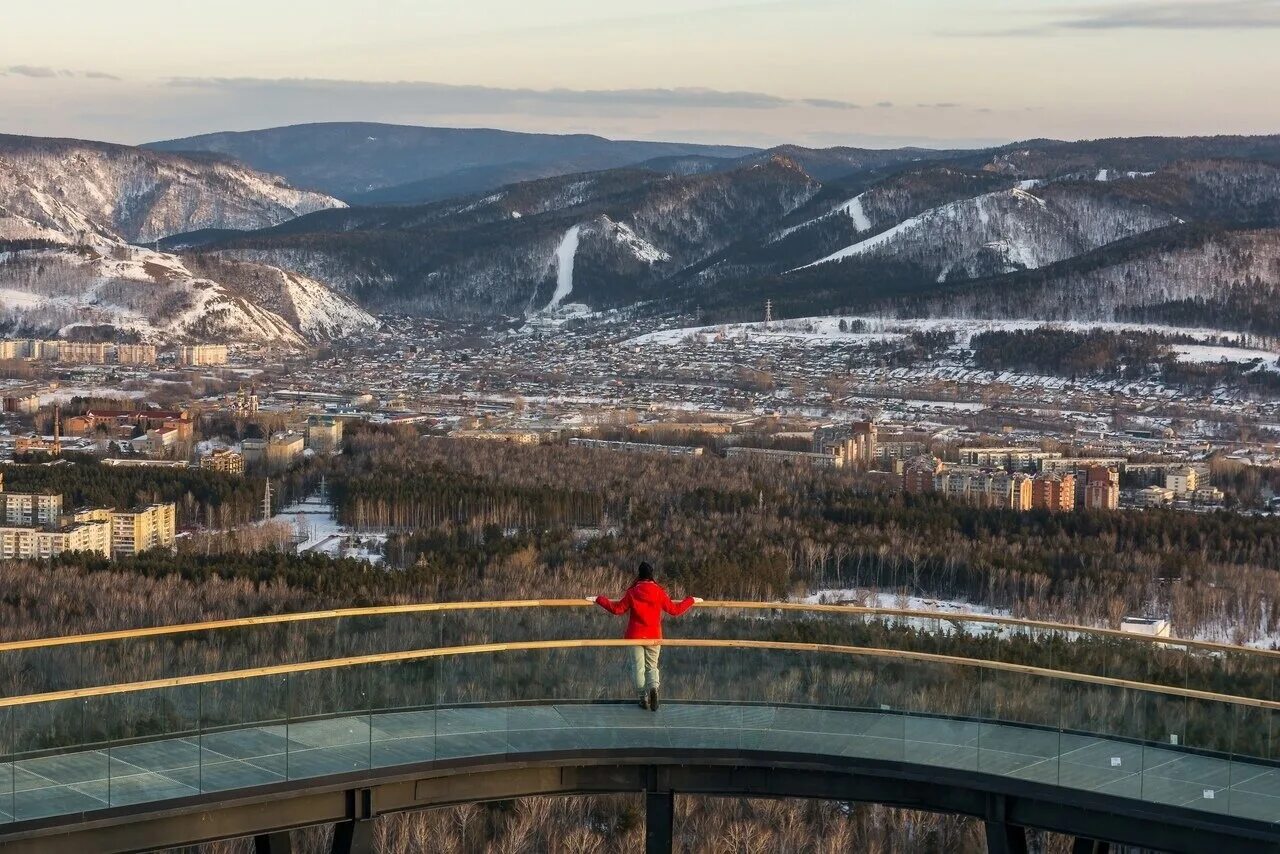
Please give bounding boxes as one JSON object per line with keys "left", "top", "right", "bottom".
{"left": 306, "top": 416, "right": 344, "bottom": 452}
{"left": 200, "top": 448, "right": 246, "bottom": 475}
{"left": 569, "top": 438, "right": 703, "bottom": 457}
{"left": 1136, "top": 486, "right": 1175, "bottom": 507}
{"left": 726, "top": 446, "right": 841, "bottom": 468}
{"left": 266, "top": 432, "right": 306, "bottom": 469}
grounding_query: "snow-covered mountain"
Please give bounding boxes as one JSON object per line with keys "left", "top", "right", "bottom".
{"left": 0, "top": 244, "right": 375, "bottom": 345}
{"left": 789, "top": 184, "right": 1176, "bottom": 280}
{"left": 0, "top": 134, "right": 372, "bottom": 345}
{"left": 0, "top": 134, "right": 343, "bottom": 244}
{"left": 155, "top": 131, "right": 1280, "bottom": 333}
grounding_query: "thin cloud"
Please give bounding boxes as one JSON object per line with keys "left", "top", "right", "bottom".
{"left": 4, "top": 65, "right": 121, "bottom": 80}
{"left": 7, "top": 65, "right": 58, "bottom": 78}
{"left": 917, "top": 102, "right": 961, "bottom": 108}
{"left": 875, "top": 101, "right": 895, "bottom": 108}
{"left": 959, "top": 0, "right": 1280, "bottom": 35}
{"left": 164, "top": 77, "right": 861, "bottom": 114}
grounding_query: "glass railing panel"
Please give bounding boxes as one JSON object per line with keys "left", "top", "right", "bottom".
{"left": 196, "top": 675, "right": 287, "bottom": 793}
{"left": 1058, "top": 681, "right": 1146, "bottom": 800}
{"left": 103, "top": 685, "right": 200, "bottom": 808}
{"left": 434, "top": 645, "right": 506, "bottom": 763}
{"left": 1227, "top": 705, "right": 1280, "bottom": 824}
{"left": 1138, "top": 695, "right": 1235, "bottom": 816}
{"left": 10, "top": 695, "right": 107, "bottom": 822}
{"left": 976, "top": 668, "right": 1063, "bottom": 787}
{"left": 370, "top": 657, "right": 439, "bottom": 769}
{"left": 284, "top": 665, "right": 372, "bottom": 782}
{"left": 1, "top": 707, "right": 11, "bottom": 825}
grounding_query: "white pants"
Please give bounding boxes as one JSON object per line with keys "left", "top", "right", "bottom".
{"left": 631, "top": 645, "right": 661, "bottom": 694}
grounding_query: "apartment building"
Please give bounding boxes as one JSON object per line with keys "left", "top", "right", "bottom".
{"left": 959, "top": 447, "right": 1063, "bottom": 470}
{"left": 1031, "top": 472, "right": 1076, "bottom": 512}
{"left": 1, "top": 491, "right": 63, "bottom": 525}
{"left": 200, "top": 448, "right": 246, "bottom": 475}
{"left": 813, "top": 422, "right": 877, "bottom": 469}
{"left": 55, "top": 341, "right": 111, "bottom": 364}
{"left": 179, "top": 344, "right": 229, "bottom": 366}
{"left": 725, "top": 446, "right": 841, "bottom": 468}
{"left": 266, "top": 432, "right": 306, "bottom": 470}
{"left": 110, "top": 503, "right": 177, "bottom": 557}
{"left": 65, "top": 409, "right": 193, "bottom": 442}
{"left": 306, "top": 416, "right": 344, "bottom": 453}
{"left": 569, "top": 438, "right": 704, "bottom": 457}
{"left": 929, "top": 467, "right": 1033, "bottom": 510}
{"left": 902, "top": 455, "right": 945, "bottom": 494}
{"left": 116, "top": 344, "right": 158, "bottom": 365}
{"left": 2, "top": 392, "right": 40, "bottom": 414}
{"left": 1166, "top": 467, "right": 1199, "bottom": 497}
{"left": 1083, "top": 466, "right": 1120, "bottom": 511}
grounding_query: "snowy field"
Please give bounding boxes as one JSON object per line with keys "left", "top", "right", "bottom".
{"left": 630, "top": 316, "right": 1279, "bottom": 372}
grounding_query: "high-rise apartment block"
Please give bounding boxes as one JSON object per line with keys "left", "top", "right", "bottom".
{"left": 109, "top": 503, "right": 177, "bottom": 557}
{"left": 814, "top": 422, "right": 877, "bottom": 468}
{"left": 1031, "top": 472, "right": 1076, "bottom": 512}
{"left": 1084, "top": 466, "right": 1120, "bottom": 510}
{"left": 179, "top": 344, "right": 229, "bottom": 366}
{"left": 116, "top": 344, "right": 158, "bottom": 365}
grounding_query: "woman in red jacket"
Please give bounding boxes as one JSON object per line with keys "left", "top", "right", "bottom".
{"left": 590, "top": 562, "right": 701, "bottom": 711}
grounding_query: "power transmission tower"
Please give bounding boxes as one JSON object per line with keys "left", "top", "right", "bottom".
{"left": 765, "top": 299, "right": 773, "bottom": 327}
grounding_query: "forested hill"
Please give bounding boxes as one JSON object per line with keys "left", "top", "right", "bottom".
{"left": 174, "top": 132, "right": 1280, "bottom": 332}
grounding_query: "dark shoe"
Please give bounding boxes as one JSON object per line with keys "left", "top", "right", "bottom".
{"left": 647, "top": 688, "right": 659, "bottom": 711}
{"left": 639, "top": 694, "right": 651, "bottom": 710}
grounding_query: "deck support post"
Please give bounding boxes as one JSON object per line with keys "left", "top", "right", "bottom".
{"left": 253, "top": 832, "right": 293, "bottom": 854}
{"left": 330, "top": 819, "right": 374, "bottom": 854}
{"left": 985, "top": 820, "right": 1029, "bottom": 854}
{"left": 646, "top": 789, "right": 674, "bottom": 854}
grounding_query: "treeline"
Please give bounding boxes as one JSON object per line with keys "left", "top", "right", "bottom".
{"left": 1, "top": 457, "right": 267, "bottom": 528}
{"left": 970, "top": 328, "right": 1170, "bottom": 378}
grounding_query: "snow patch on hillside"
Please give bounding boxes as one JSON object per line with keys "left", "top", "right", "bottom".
{"left": 772, "top": 192, "right": 872, "bottom": 242}
{"left": 607, "top": 219, "right": 670, "bottom": 263}
{"left": 548, "top": 225, "right": 581, "bottom": 309}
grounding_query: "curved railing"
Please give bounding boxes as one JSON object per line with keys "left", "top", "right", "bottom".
{"left": 2, "top": 602, "right": 1280, "bottom": 833}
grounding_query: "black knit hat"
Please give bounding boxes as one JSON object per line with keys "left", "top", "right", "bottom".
{"left": 637, "top": 561, "right": 655, "bottom": 581}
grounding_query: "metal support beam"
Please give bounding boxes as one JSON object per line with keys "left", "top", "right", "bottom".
{"left": 330, "top": 819, "right": 374, "bottom": 854}
{"left": 1071, "top": 840, "right": 1110, "bottom": 854}
{"left": 254, "top": 831, "right": 293, "bottom": 854}
{"left": 646, "top": 789, "right": 674, "bottom": 854}
{"left": 985, "top": 821, "right": 1029, "bottom": 854}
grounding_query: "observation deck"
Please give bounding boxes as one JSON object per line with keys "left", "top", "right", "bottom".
{"left": 1, "top": 601, "right": 1279, "bottom": 853}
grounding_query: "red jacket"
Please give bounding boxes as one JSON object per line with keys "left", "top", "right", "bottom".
{"left": 595, "top": 579, "right": 695, "bottom": 639}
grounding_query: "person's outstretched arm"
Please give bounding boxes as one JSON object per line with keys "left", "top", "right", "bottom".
{"left": 662, "top": 589, "right": 697, "bottom": 616}
{"left": 594, "top": 591, "right": 631, "bottom": 615}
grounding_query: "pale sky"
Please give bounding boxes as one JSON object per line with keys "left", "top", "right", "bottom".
{"left": 1, "top": 0, "right": 1277, "bottom": 148}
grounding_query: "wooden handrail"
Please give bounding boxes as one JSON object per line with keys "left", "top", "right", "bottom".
{"left": 0, "top": 599, "right": 1268, "bottom": 660}
{"left": 0, "top": 636, "right": 1276, "bottom": 711}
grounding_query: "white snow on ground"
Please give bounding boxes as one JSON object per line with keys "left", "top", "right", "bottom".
{"left": 607, "top": 218, "right": 670, "bottom": 263}
{"left": 1096, "top": 169, "right": 1110, "bottom": 182}
{"left": 40, "top": 387, "right": 146, "bottom": 405}
{"left": 1172, "top": 344, "right": 1280, "bottom": 365}
{"left": 838, "top": 194, "right": 872, "bottom": 232}
{"left": 630, "top": 315, "right": 1278, "bottom": 353}
{"left": 772, "top": 192, "right": 872, "bottom": 242}
{"left": 271, "top": 489, "right": 384, "bottom": 566}
{"left": 547, "top": 225, "right": 581, "bottom": 310}
{"left": 790, "top": 211, "right": 926, "bottom": 270}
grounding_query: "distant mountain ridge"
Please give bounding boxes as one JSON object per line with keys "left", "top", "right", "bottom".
{"left": 179, "top": 131, "right": 1280, "bottom": 335}
{"left": 144, "top": 123, "right": 759, "bottom": 202}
